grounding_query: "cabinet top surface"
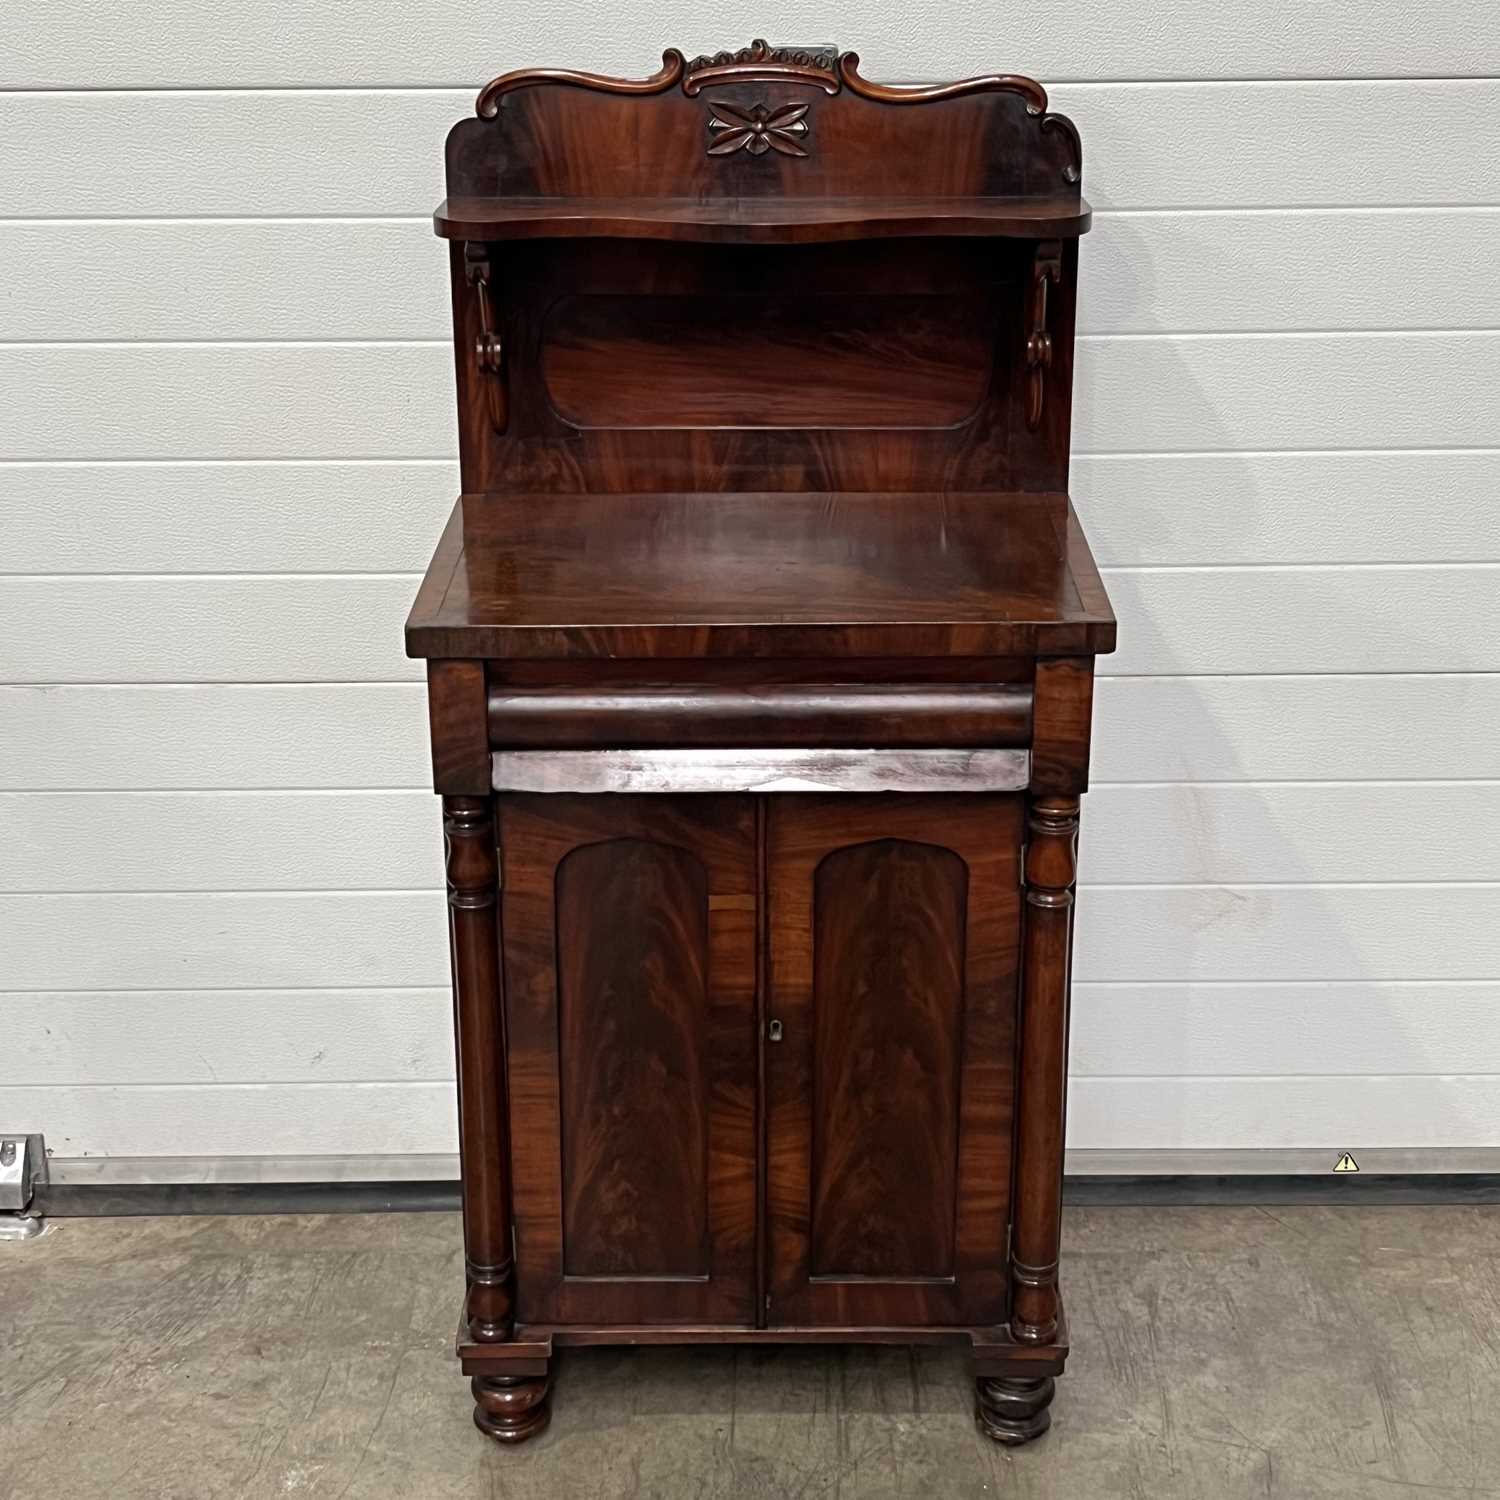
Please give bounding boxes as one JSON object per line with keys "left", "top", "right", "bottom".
{"left": 406, "top": 491, "right": 1115, "bottom": 662}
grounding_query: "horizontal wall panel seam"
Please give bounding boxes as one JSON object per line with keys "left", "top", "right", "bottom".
{"left": 5, "top": 1079, "right": 451, "bottom": 1092}
{"left": 11, "top": 1072, "right": 1500, "bottom": 1089}
{"left": 8, "top": 673, "right": 1499, "bottom": 688}
{"left": 30, "top": 326, "right": 1500, "bottom": 342}
{"left": 5, "top": 447, "right": 1498, "bottom": 467}
{"left": 1076, "top": 978, "right": 1500, "bottom": 988}
{"left": 6, "top": 78, "right": 1500, "bottom": 99}
{"left": 7, "top": 671, "right": 1500, "bottom": 689}
{"left": 0, "top": 1080, "right": 459, "bottom": 1092}
{"left": 5, "top": 880, "right": 1500, "bottom": 896}
{"left": 11, "top": 778, "right": 1500, "bottom": 793}
{"left": 12, "top": 674, "right": 1500, "bottom": 688}
{"left": 0, "top": 984, "right": 450, "bottom": 995}
{"left": 10, "top": 562, "right": 1500, "bottom": 582}
{"left": 11, "top": 979, "right": 1500, "bottom": 994}
{"left": 7, "top": 330, "right": 1500, "bottom": 350}
{"left": 6, "top": 206, "right": 1500, "bottom": 226}
{"left": 10, "top": 978, "right": 1495, "bottom": 998}
{"left": 8, "top": 448, "right": 1496, "bottom": 462}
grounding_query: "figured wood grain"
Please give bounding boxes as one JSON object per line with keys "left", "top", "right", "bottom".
{"left": 556, "top": 838, "right": 709, "bottom": 1277}
{"left": 488, "top": 657, "right": 1039, "bottom": 689}
{"left": 765, "top": 795, "right": 1022, "bottom": 1327}
{"left": 435, "top": 45, "right": 1080, "bottom": 504}
{"left": 1030, "top": 657, "right": 1096, "bottom": 796}
{"left": 497, "top": 795, "right": 756, "bottom": 1326}
{"left": 450, "top": 235, "right": 1044, "bottom": 495}
{"left": 540, "top": 294, "right": 995, "bottom": 430}
{"left": 445, "top": 53, "right": 1082, "bottom": 202}
{"left": 426, "top": 658, "right": 489, "bottom": 794}
{"left": 405, "top": 492, "right": 1115, "bottom": 663}
{"left": 810, "top": 839, "right": 967, "bottom": 1278}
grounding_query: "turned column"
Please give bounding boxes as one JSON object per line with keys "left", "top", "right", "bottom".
{"left": 1009, "top": 794, "right": 1079, "bottom": 1345}
{"left": 977, "top": 795, "right": 1078, "bottom": 1445}
{"left": 444, "top": 795, "right": 552, "bottom": 1440}
{"left": 443, "top": 795, "right": 515, "bottom": 1344}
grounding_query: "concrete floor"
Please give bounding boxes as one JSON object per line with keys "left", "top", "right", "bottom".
{"left": 2, "top": 1207, "right": 1498, "bottom": 1498}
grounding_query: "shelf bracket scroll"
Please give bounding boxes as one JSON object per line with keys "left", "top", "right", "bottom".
{"left": 1024, "top": 240, "right": 1062, "bottom": 432}
{"left": 464, "top": 243, "right": 508, "bottom": 433}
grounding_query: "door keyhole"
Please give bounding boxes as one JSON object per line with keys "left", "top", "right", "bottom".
{"left": 767, "top": 1019, "right": 784, "bottom": 1043}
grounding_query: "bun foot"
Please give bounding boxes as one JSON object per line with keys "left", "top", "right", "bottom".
{"left": 976, "top": 1375, "right": 1055, "bottom": 1445}
{"left": 472, "top": 1373, "right": 551, "bottom": 1444}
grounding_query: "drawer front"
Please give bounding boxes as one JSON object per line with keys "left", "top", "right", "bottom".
{"left": 488, "top": 682, "right": 1033, "bottom": 750}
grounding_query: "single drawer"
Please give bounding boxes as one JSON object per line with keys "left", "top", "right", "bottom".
{"left": 487, "top": 682, "right": 1033, "bottom": 750}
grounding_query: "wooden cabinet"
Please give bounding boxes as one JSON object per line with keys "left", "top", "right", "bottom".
{"left": 409, "top": 38, "right": 1114, "bottom": 1450}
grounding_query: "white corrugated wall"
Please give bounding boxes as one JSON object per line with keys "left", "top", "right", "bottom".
{"left": 2, "top": 4, "right": 1498, "bottom": 1171}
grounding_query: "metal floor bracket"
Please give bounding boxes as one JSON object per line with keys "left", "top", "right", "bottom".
{"left": 0, "top": 1133, "right": 47, "bottom": 1241}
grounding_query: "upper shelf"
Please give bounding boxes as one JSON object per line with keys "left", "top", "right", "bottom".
{"left": 435, "top": 194, "right": 1092, "bottom": 244}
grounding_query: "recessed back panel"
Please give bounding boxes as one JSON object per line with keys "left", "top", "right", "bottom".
{"left": 542, "top": 293, "right": 994, "bottom": 431}
{"left": 456, "top": 237, "right": 1064, "bottom": 493}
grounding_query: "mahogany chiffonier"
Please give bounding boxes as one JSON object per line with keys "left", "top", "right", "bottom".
{"left": 405, "top": 39, "right": 1115, "bottom": 1447}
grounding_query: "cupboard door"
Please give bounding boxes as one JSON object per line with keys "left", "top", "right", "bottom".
{"left": 765, "top": 794, "right": 1023, "bottom": 1328}
{"left": 499, "top": 794, "right": 757, "bottom": 1326}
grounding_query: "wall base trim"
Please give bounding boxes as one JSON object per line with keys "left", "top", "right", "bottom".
{"left": 47, "top": 1153, "right": 459, "bottom": 1186}
{"left": 1065, "top": 1146, "right": 1500, "bottom": 1176}
{"left": 31, "top": 1151, "right": 1500, "bottom": 1217}
{"left": 46, "top": 1147, "right": 1500, "bottom": 1188}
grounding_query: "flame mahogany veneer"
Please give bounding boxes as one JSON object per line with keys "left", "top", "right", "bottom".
{"left": 406, "top": 39, "right": 1115, "bottom": 1449}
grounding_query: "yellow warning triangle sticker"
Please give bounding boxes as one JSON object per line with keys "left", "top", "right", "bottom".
{"left": 1333, "top": 1152, "right": 1359, "bottom": 1173}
